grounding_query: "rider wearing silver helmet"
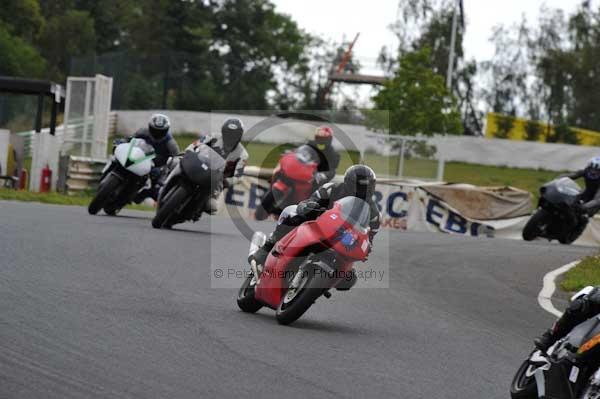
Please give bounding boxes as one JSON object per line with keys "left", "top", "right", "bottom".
{"left": 132, "top": 113, "right": 179, "bottom": 202}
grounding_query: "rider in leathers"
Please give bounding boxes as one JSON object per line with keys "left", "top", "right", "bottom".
{"left": 132, "top": 113, "right": 180, "bottom": 202}
{"left": 305, "top": 126, "right": 340, "bottom": 187}
{"left": 534, "top": 158, "right": 600, "bottom": 350}
{"left": 563, "top": 157, "right": 600, "bottom": 217}
{"left": 184, "top": 118, "right": 248, "bottom": 214}
{"left": 249, "top": 165, "right": 380, "bottom": 290}
{"left": 536, "top": 287, "right": 600, "bottom": 351}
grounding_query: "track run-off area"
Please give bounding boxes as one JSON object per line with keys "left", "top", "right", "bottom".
{"left": 0, "top": 200, "right": 593, "bottom": 398}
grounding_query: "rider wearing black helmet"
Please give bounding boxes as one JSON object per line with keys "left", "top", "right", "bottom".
{"left": 132, "top": 113, "right": 179, "bottom": 202}
{"left": 186, "top": 117, "right": 248, "bottom": 214}
{"left": 535, "top": 286, "right": 600, "bottom": 351}
{"left": 249, "top": 165, "right": 380, "bottom": 289}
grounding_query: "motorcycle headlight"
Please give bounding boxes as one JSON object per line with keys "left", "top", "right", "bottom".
{"left": 578, "top": 333, "right": 600, "bottom": 354}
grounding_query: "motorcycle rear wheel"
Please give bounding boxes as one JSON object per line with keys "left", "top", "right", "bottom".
{"left": 510, "top": 356, "right": 538, "bottom": 399}
{"left": 522, "top": 209, "right": 548, "bottom": 241}
{"left": 88, "top": 174, "right": 121, "bottom": 215}
{"left": 152, "top": 185, "right": 188, "bottom": 229}
{"left": 275, "top": 265, "right": 328, "bottom": 326}
{"left": 237, "top": 274, "right": 263, "bottom": 313}
{"left": 580, "top": 381, "right": 600, "bottom": 399}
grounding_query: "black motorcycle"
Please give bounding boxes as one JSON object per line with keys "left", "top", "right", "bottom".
{"left": 511, "top": 294, "right": 600, "bottom": 398}
{"left": 522, "top": 177, "right": 588, "bottom": 244}
{"left": 88, "top": 138, "right": 156, "bottom": 216}
{"left": 152, "top": 144, "right": 225, "bottom": 229}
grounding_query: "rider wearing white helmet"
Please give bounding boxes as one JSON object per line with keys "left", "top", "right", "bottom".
{"left": 563, "top": 156, "right": 600, "bottom": 215}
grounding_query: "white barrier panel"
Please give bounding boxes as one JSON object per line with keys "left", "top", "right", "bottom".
{"left": 215, "top": 171, "right": 600, "bottom": 246}
{"left": 429, "top": 136, "right": 599, "bottom": 172}
{"left": 116, "top": 110, "right": 599, "bottom": 172}
{"left": 0, "top": 129, "right": 9, "bottom": 175}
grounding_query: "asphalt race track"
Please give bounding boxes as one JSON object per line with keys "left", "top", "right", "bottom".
{"left": 0, "top": 201, "right": 593, "bottom": 398}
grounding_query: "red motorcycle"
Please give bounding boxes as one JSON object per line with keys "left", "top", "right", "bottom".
{"left": 237, "top": 196, "right": 371, "bottom": 325}
{"left": 254, "top": 144, "right": 319, "bottom": 220}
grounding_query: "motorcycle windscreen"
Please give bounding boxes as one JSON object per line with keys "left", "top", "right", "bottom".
{"left": 295, "top": 145, "right": 319, "bottom": 164}
{"left": 132, "top": 138, "right": 156, "bottom": 155}
{"left": 337, "top": 196, "right": 370, "bottom": 233}
{"left": 319, "top": 196, "right": 371, "bottom": 261}
{"left": 280, "top": 146, "right": 317, "bottom": 182}
{"left": 542, "top": 178, "right": 581, "bottom": 205}
{"left": 180, "top": 145, "right": 226, "bottom": 186}
{"left": 566, "top": 316, "right": 600, "bottom": 352}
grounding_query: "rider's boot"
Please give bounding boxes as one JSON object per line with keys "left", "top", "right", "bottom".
{"left": 534, "top": 329, "right": 555, "bottom": 351}
{"left": 248, "top": 237, "right": 275, "bottom": 267}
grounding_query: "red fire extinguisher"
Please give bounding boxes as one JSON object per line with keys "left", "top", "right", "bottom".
{"left": 40, "top": 164, "right": 52, "bottom": 192}
{"left": 19, "top": 169, "right": 28, "bottom": 190}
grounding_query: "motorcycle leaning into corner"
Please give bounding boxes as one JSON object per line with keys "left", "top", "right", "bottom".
{"left": 237, "top": 196, "right": 371, "bottom": 325}
{"left": 88, "top": 138, "right": 155, "bottom": 216}
{"left": 510, "top": 288, "right": 600, "bottom": 399}
{"left": 254, "top": 144, "right": 319, "bottom": 221}
{"left": 151, "top": 142, "right": 226, "bottom": 229}
{"left": 522, "top": 177, "right": 589, "bottom": 244}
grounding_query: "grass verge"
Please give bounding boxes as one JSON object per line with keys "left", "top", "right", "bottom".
{"left": 0, "top": 188, "right": 152, "bottom": 211}
{"left": 560, "top": 255, "right": 600, "bottom": 292}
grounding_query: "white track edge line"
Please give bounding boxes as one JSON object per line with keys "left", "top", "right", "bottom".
{"left": 537, "top": 260, "right": 581, "bottom": 317}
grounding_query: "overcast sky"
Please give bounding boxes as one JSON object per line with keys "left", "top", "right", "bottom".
{"left": 272, "top": 0, "right": 586, "bottom": 70}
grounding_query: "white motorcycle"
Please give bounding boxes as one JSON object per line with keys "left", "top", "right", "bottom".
{"left": 88, "top": 138, "right": 155, "bottom": 215}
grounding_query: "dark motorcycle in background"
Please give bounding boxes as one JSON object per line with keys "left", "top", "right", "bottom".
{"left": 88, "top": 138, "right": 155, "bottom": 216}
{"left": 152, "top": 143, "right": 225, "bottom": 229}
{"left": 522, "top": 177, "right": 588, "bottom": 244}
{"left": 510, "top": 289, "right": 600, "bottom": 399}
{"left": 254, "top": 144, "right": 319, "bottom": 220}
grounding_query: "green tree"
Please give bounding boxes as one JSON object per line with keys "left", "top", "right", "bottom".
{"left": 524, "top": 120, "right": 543, "bottom": 141}
{"left": 38, "top": 10, "right": 96, "bottom": 80}
{"left": 212, "top": 0, "right": 308, "bottom": 109}
{"left": 493, "top": 115, "right": 514, "bottom": 139}
{"left": 369, "top": 47, "right": 462, "bottom": 136}
{"left": 0, "top": 0, "right": 44, "bottom": 42}
{"left": 385, "top": 0, "right": 480, "bottom": 135}
{"left": 0, "top": 24, "right": 47, "bottom": 78}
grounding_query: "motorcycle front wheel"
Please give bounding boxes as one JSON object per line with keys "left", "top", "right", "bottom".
{"left": 580, "top": 380, "right": 600, "bottom": 399}
{"left": 237, "top": 274, "right": 263, "bottom": 313}
{"left": 88, "top": 173, "right": 121, "bottom": 215}
{"left": 275, "top": 265, "right": 329, "bottom": 326}
{"left": 510, "top": 356, "right": 538, "bottom": 399}
{"left": 152, "top": 185, "right": 188, "bottom": 229}
{"left": 522, "top": 209, "right": 549, "bottom": 241}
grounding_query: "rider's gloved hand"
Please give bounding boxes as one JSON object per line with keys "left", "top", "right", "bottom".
{"left": 297, "top": 199, "right": 325, "bottom": 219}
{"left": 223, "top": 177, "right": 235, "bottom": 188}
{"left": 313, "top": 172, "right": 328, "bottom": 186}
{"left": 149, "top": 167, "right": 162, "bottom": 181}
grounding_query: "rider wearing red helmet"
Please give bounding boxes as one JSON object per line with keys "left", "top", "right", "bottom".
{"left": 305, "top": 126, "right": 340, "bottom": 187}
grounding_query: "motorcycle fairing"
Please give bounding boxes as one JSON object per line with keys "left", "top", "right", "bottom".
{"left": 254, "top": 200, "right": 369, "bottom": 308}
{"left": 254, "top": 220, "right": 326, "bottom": 308}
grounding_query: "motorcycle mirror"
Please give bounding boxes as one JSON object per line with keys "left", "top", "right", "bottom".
{"left": 248, "top": 232, "right": 267, "bottom": 257}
